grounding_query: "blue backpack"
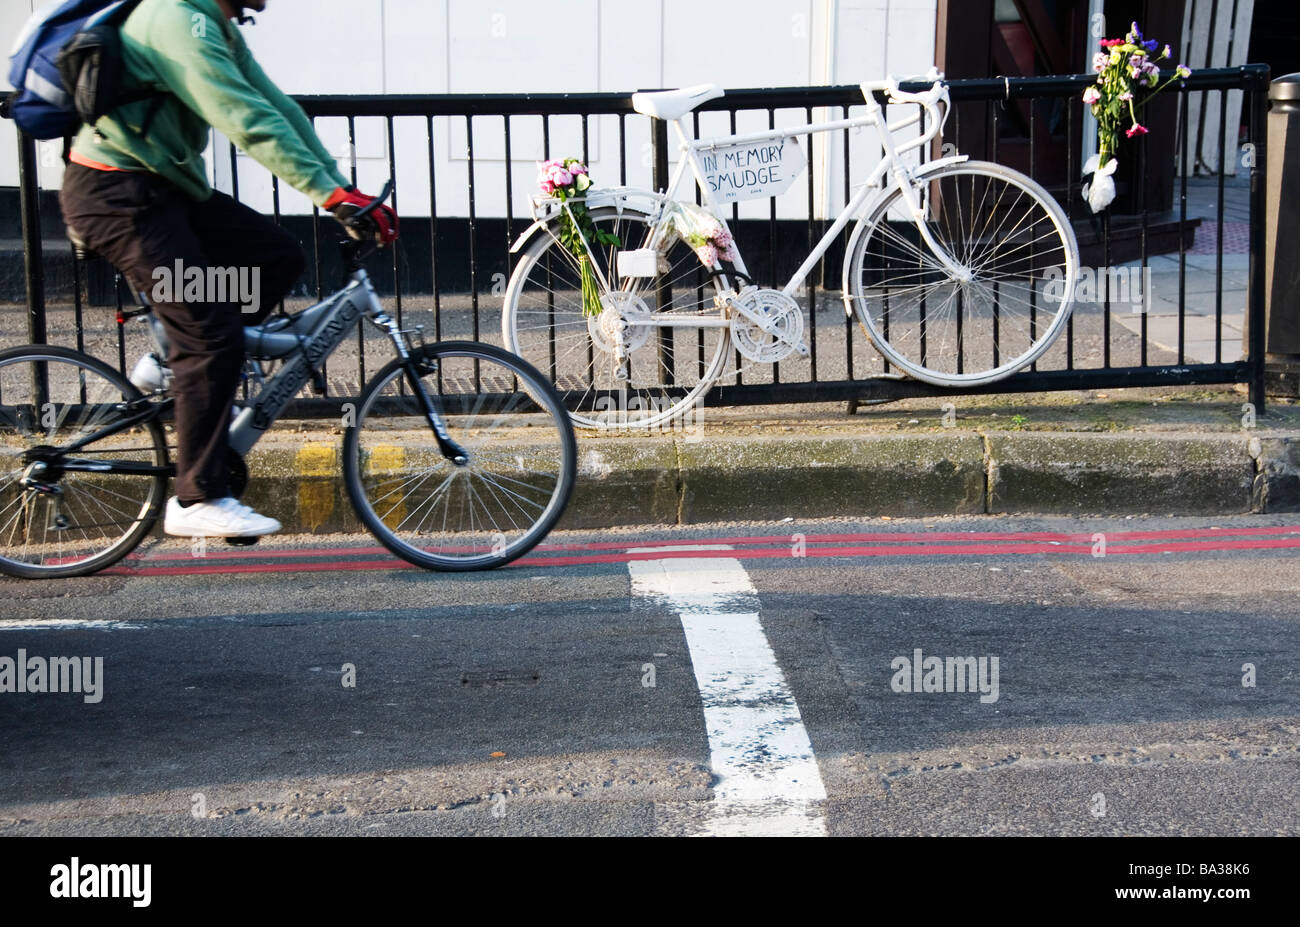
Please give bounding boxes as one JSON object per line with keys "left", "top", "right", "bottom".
{"left": 2, "top": 0, "right": 162, "bottom": 140}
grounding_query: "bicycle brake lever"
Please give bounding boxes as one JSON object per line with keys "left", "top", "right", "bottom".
{"left": 347, "top": 179, "right": 395, "bottom": 225}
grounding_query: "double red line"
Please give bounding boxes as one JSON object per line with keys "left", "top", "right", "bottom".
{"left": 106, "top": 524, "right": 1300, "bottom": 576}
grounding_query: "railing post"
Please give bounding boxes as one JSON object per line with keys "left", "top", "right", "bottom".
{"left": 1247, "top": 66, "right": 1270, "bottom": 414}
{"left": 651, "top": 117, "right": 670, "bottom": 192}
{"left": 17, "top": 130, "right": 47, "bottom": 346}
{"left": 651, "top": 117, "right": 674, "bottom": 386}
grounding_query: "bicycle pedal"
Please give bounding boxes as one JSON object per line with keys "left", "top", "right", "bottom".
{"left": 224, "top": 536, "right": 260, "bottom": 547}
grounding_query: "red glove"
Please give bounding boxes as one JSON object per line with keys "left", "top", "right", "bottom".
{"left": 324, "top": 186, "right": 399, "bottom": 244}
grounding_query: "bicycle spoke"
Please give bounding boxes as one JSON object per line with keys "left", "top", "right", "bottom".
{"left": 849, "top": 163, "right": 1077, "bottom": 385}
{"left": 346, "top": 344, "right": 574, "bottom": 569}
{"left": 0, "top": 348, "right": 167, "bottom": 577}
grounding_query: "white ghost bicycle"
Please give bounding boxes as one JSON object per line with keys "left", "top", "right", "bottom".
{"left": 502, "top": 69, "right": 1080, "bottom": 429}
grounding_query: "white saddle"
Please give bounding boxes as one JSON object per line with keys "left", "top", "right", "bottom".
{"left": 630, "top": 83, "right": 725, "bottom": 121}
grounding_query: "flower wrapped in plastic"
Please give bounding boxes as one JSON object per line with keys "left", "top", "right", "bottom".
{"left": 536, "top": 158, "right": 620, "bottom": 317}
{"left": 663, "top": 201, "right": 740, "bottom": 267}
{"left": 1081, "top": 22, "right": 1192, "bottom": 212}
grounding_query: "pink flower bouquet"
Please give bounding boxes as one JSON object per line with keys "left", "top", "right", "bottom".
{"left": 536, "top": 158, "right": 620, "bottom": 317}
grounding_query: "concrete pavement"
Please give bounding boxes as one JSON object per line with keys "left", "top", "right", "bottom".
{"left": 224, "top": 386, "right": 1300, "bottom": 536}
{"left": 1111, "top": 174, "right": 1251, "bottom": 364}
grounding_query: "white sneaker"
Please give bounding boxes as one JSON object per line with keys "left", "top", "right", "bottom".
{"left": 163, "top": 497, "right": 281, "bottom": 537}
{"left": 128, "top": 352, "right": 172, "bottom": 393}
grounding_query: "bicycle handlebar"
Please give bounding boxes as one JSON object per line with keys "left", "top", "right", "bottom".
{"left": 859, "top": 68, "right": 950, "bottom": 164}
{"left": 861, "top": 67, "right": 946, "bottom": 107}
{"left": 346, "top": 179, "right": 394, "bottom": 228}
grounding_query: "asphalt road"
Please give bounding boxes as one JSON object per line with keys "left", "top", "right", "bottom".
{"left": 1, "top": 513, "right": 1297, "bottom": 836}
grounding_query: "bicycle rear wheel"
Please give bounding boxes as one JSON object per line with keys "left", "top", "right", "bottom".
{"left": 502, "top": 205, "right": 730, "bottom": 430}
{"left": 845, "top": 160, "right": 1078, "bottom": 386}
{"left": 343, "top": 341, "right": 577, "bottom": 571}
{"left": 0, "top": 345, "right": 168, "bottom": 578}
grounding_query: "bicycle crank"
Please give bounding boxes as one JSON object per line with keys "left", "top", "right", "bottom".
{"left": 588, "top": 292, "right": 652, "bottom": 357}
{"left": 222, "top": 451, "right": 258, "bottom": 546}
{"left": 727, "top": 287, "right": 808, "bottom": 364}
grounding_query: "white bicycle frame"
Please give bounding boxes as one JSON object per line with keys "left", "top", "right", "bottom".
{"left": 515, "top": 72, "right": 971, "bottom": 338}
{"left": 658, "top": 76, "right": 970, "bottom": 306}
{"left": 504, "top": 69, "right": 1079, "bottom": 424}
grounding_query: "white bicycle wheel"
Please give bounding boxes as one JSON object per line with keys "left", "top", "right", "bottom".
{"left": 845, "top": 160, "right": 1078, "bottom": 386}
{"left": 502, "top": 205, "right": 730, "bottom": 430}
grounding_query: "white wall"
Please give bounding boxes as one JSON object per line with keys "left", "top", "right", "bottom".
{"left": 1, "top": 0, "right": 41, "bottom": 187}
{"left": 3, "top": 0, "right": 938, "bottom": 219}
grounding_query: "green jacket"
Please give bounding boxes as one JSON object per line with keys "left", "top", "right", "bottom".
{"left": 71, "top": 0, "right": 349, "bottom": 205}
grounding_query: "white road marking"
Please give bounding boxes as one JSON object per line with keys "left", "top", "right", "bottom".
{"left": 0, "top": 619, "right": 145, "bottom": 631}
{"left": 628, "top": 545, "right": 827, "bottom": 836}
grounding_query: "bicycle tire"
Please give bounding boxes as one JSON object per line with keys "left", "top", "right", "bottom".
{"left": 342, "top": 341, "right": 577, "bottom": 571}
{"left": 502, "top": 204, "right": 729, "bottom": 430}
{"left": 0, "top": 345, "right": 168, "bottom": 578}
{"left": 844, "top": 160, "right": 1079, "bottom": 386}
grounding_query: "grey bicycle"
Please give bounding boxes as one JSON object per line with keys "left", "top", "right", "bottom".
{"left": 0, "top": 185, "right": 577, "bottom": 578}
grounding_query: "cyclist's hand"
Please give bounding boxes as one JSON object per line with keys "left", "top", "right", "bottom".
{"left": 324, "top": 186, "right": 400, "bottom": 244}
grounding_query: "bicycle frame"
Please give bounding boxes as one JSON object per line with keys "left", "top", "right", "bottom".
{"left": 63, "top": 259, "right": 467, "bottom": 472}
{"left": 226, "top": 269, "right": 386, "bottom": 455}
{"left": 648, "top": 83, "right": 965, "bottom": 301}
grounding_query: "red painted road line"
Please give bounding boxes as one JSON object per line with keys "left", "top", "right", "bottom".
{"left": 106, "top": 535, "right": 1300, "bottom": 576}
{"left": 501, "top": 524, "right": 1300, "bottom": 553}
{"left": 120, "top": 524, "right": 1300, "bottom": 567}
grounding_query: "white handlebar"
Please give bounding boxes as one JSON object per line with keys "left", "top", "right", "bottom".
{"left": 857, "top": 67, "right": 950, "bottom": 164}
{"left": 860, "top": 67, "right": 946, "bottom": 107}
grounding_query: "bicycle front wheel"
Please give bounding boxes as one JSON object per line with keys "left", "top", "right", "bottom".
{"left": 845, "top": 160, "right": 1078, "bottom": 386}
{"left": 502, "top": 205, "right": 730, "bottom": 430}
{"left": 343, "top": 341, "right": 577, "bottom": 571}
{"left": 0, "top": 345, "right": 169, "bottom": 578}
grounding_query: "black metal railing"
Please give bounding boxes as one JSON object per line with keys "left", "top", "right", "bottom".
{"left": 3, "top": 65, "right": 1271, "bottom": 415}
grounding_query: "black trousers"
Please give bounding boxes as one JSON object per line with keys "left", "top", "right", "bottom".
{"left": 59, "top": 164, "right": 305, "bottom": 503}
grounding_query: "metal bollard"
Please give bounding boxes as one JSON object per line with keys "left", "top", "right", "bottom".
{"left": 1257, "top": 73, "right": 1300, "bottom": 382}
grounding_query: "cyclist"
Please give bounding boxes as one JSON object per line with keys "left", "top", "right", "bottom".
{"left": 58, "top": 0, "right": 398, "bottom": 539}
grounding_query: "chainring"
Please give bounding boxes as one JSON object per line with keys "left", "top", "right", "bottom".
{"left": 587, "top": 291, "right": 652, "bottom": 356}
{"left": 729, "top": 288, "right": 805, "bottom": 364}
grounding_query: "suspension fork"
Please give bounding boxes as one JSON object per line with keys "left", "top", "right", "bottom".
{"left": 370, "top": 299, "right": 469, "bottom": 465}
{"left": 402, "top": 355, "right": 469, "bottom": 465}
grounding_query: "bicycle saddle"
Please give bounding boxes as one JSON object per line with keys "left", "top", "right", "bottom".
{"left": 631, "top": 84, "right": 724, "bottom": 121}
